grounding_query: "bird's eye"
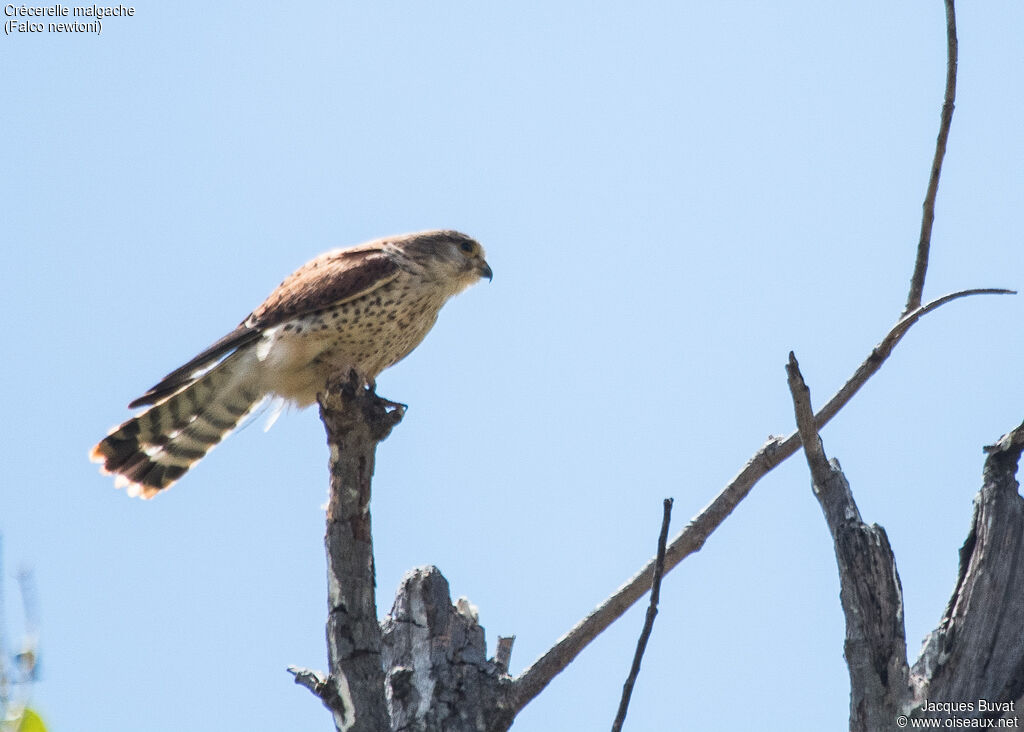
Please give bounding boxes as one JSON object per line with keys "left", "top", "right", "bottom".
{"left": 460, "top": 241, "right": 474, "bottom": 254}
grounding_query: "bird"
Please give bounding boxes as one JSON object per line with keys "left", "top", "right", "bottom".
{"left": 91, "top": 229, "right": 492, "bottom": 499}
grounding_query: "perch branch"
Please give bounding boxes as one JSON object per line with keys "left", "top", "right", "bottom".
{"left": 904, "top": 0, "right": 958, "bottom": 315}
{"left": 510, "top": 288, "right": 1010, "bottom": 714}
{"left": 315, "top": 370, "right": 406, "bottom": 732}
{"left": 611, "top": 498, "right": 673, "bottom": 732}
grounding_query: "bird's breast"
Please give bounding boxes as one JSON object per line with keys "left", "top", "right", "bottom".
{"left": 257, "top": 282, "right": 448, "bottom": 406}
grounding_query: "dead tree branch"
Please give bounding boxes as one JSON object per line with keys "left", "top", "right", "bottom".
{"left": 786, "top": 353, "right": 911, "bottom": 731}
{"left": 786, "top": 372, "right": 1024, "bottom": 728}
{"left": 296, "top": 371, "right": 405, "bottom": 732}
{"left": 303, "top": 374, "right": 516, "bottom": 732}
{"left": 509, "top": 1, "right": 1006, "bottom": 701}
{"left": 509, "top": 289, "right": 1010, "bottom": 714}
{"left": 909, "top": 421, "right": 1024, "bottom": 719}
{"left": 905, "top": 0, "right": 959, "bottom": 315}
{"left": 611, "top": 498, "right": 673, "bottom": 732}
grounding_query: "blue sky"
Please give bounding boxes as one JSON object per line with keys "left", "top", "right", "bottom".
{"left": 2, "top": 2, "right": 1022, "bottom": 730}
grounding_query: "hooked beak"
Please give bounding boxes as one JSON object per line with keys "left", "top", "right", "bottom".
{"left": 477, "top": 259, "right": 493, "bottom": 282}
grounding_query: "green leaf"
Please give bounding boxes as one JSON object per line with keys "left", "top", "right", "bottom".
{"left": 17, "top": 709, "right": 47, "bottom": 732}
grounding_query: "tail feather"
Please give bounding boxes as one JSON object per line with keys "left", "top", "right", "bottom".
{"left": 127, "top": 325, "right": 261, "bottom": 409}
{"left": 91, "top": 351, "right": 264, "bottom": 498}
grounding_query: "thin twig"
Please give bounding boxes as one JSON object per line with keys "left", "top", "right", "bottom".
{"left": 904, "top": 0, "right": 958, "bottom": 315}
{"left": 611, "top": 499, "right": 673, "bottom": 732}
{"left": 510, "top": 288, "right": 1011, "bottom": 713}
{"left": 815, "top": 288, "right": 1012, "bottom": 431}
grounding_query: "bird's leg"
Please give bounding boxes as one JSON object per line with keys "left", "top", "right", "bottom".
{"left": 333, "top": 368, "right": 407, "bottom": 414}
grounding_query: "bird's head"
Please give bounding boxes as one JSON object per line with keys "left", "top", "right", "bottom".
{"left": 388, "top": 230, "right": 492, "bottom": 294}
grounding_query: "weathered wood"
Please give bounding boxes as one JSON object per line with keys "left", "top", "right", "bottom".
{"left": 789, "top": 344, "right": 1024, "bottom": 728}
{"left": 910, "top": 422, "right": 1024, "bottom": 721}
{"left": 316, "top": 371, "right": 405, "bottom": 732}
{"left": 381, "top": 566, "right": 514, "bottom": 731}
{"left": 787, "top": 353, "right": 912, "bottom": 731}
{"left": 300, "top": 374, "right": 514, "bottom": 732}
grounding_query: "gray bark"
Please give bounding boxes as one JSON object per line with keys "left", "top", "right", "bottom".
{"left": 293, "top": 373, "right": 514, "bottom": 732}
{"left": 787, "top": 353, "right": 911, "bottom": 731}
{"left": 381, "top": 567, "right": 514, "bottom": 731}
{"left": 308, "top": 372, "right": 404, "bottom": 732}
{"left": 789, "top": 353, "right": 1024, "bottom": 729}
{"left": 909, "top": 422, "right": 1024, "bottom": 721}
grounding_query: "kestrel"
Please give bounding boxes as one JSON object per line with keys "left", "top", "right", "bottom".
{"left": 91, "top": 230, "right": 492, "bottom": 498}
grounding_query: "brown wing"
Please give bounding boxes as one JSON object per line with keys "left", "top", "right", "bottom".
{"left": 246, "top": 245, "right": 400, "bottom": 330}
{"left": 128, "top": 245, "right": 400, "bottom": 409}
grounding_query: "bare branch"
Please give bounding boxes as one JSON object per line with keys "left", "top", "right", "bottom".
{"left": 904, "top": 0, "right": 959, "bottom": 314}
{"left": 510, "top": 288, "right": 1009, "bottom": 714}
{"left": 817, "top": 288, "right": 1013, "bottom": 431}
{"left": 611, "top": 498, "right": 673, "bottom": 732}
{"left": 786, "top": 353, "right": 910, "bottom": 731}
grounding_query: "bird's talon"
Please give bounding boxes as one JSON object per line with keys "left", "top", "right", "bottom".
{"left": 379, "top": 397, "right": 407, "bottom": 412}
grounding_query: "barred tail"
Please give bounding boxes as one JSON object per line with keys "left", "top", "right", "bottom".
{"left": 90, "top": 351, "right": 264, "bottom": 498}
